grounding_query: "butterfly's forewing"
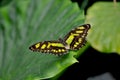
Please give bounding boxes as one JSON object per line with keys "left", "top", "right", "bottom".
{"left": 29, "top": 41, "right": 67, "bottom": 55}
{"left": 63, "top": 24, "right": 91, "bottom": 50}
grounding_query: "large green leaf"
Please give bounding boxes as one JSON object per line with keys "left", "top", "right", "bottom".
{"left": 86, "top": 2, "right": 120, "bottom": 54}
{"left": 0, "top": 0, "right": 85, "bottom": 79}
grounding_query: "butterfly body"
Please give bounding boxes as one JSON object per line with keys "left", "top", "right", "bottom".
{"left": 29, "top": 24, "right": 91, "bottom": 56}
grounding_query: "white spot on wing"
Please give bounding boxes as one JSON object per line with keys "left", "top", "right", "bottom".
{"left": 65, "top": 45, "right": 70, "bottom": 50}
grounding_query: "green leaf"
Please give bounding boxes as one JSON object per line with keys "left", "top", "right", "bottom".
{"left": 0, "top": 0, "right": 85, "bottom": 79}
{"left": 86, "top": 2, "right": 120, "bottom": 54}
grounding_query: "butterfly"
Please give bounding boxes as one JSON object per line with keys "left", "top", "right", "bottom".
{"left": 29, "top": 24, "right": 91, "bottom": 56}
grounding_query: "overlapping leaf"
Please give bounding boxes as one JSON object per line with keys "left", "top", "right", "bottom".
{"left": 86, "top": 2, "right": 120, "bottom": 54}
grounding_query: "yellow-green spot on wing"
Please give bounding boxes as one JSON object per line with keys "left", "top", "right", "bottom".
{"left": 75, "top": 42, "right": 79, "bottom": 45}
{"left": 62, "top": 49, "right": 65, "bottom": 52}
{"left": 76, "top": 31, "right": 83, "bottom": 33}
{"left": 41, "top": 44, "right": 46, "bottom": 49}
{"left": 74, "top": 44, "right": 77, "bottom": 47}
{"left": 77, "top": 26, "right": 85, "bottom": 29}
{"left": 58, "top": 49, "right": 61, "bottom": 52}
{"left": 35, "top": 43, "right": 40, "bottom": 48}
{"left": 65, "top": 35, "right": 74, "bottom": 45}
{"left": 78, "top": 38, "right": 82, "bottom": 43}
{"left": 72, "top": 33, "right": 79, "bottom": 36}
{"left": 51, "top": 43, "right": 64, "bottom": 47}
{"left": 47, "top": 42, "right": 51, "bottom": 48}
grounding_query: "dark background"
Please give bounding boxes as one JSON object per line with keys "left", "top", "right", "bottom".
{"left": 59, "top": 0, "right": 120, "bottom": 80}
{"left": 59, "top": 47, "right": 120, "bottom": 80}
